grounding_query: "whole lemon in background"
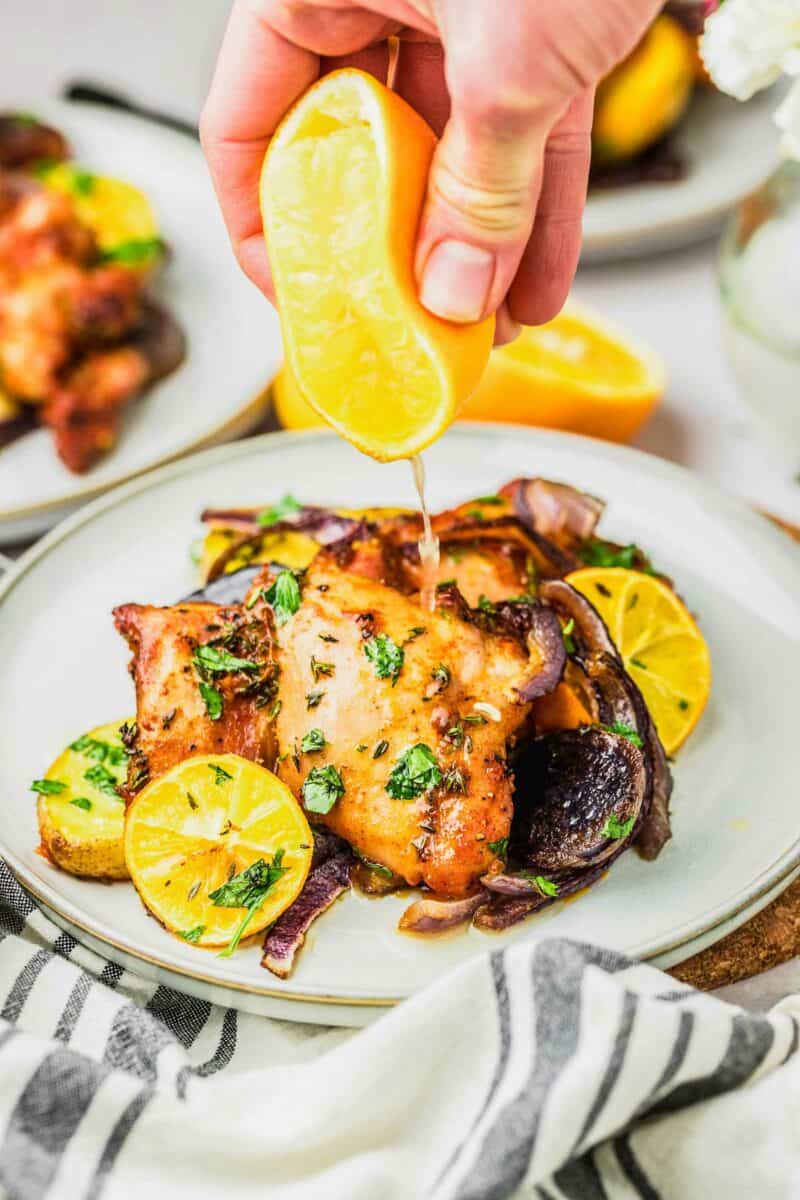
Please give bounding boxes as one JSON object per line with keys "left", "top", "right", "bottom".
{"left": 261, "top": 68, "right": 494, "bottom": 462}
{"left": 273, "top": 304, "right": 666, "bottom": 446}
{"left": 592, "top": 15, "right": 697, "bottom": 165}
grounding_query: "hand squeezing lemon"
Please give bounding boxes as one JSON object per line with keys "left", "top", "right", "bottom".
{"left": 261, "top": 69, "right": 495, "bottom": 460}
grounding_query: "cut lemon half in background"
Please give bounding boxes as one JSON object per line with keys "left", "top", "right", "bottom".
{"left": 462, "top": 304, "right": 666, "bottom": 441}
{"left": 125, "top": 755, "right": 313, "bottom": 951}
{"left": 272, "top": 303, "right": 665, "bottom": 446}
{"left": 567, "top": 567, "right": 711, "bottom": 754}
{"left": 261, "top": 68, "right": 494, "bottom": 461}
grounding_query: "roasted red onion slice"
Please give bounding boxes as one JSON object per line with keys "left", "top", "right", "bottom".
{"left": 502, "top": 478, "right": 604, "bottom": 555}
{"left": 474, "top": 861, "right": 610, "bottom": 931}
{"left": 261, "top": 848, "right": 354, "bottom": 979}
{"left": 493, "top": 727, "right": 646, "bottom": 884}
{"left": 398, "top": 891, "right": 487, "bottom": 934}
{"left": 539, "top": 578, "right": 674, "bottom": 860}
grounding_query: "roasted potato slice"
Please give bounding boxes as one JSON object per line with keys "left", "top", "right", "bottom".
{"left": 36, "top": 719, "right": 132, "bottom": 880}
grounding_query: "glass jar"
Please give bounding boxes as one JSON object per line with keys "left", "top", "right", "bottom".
{"left": 719, "top": 160, "right": 800, "bottom": 453}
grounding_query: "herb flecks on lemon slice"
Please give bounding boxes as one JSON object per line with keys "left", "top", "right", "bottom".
{"left": 124, "top": 754, "right": 312, "bottom": 952}
{"left": 566, "top": 568, "right": 711, "bottom": 754}
{"left": 261, "top": 68, "right": 494, "bottom": 461}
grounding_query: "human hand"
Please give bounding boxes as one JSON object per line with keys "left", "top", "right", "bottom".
{"left": 202, "top": 0, "right": 661, "bottom": 342}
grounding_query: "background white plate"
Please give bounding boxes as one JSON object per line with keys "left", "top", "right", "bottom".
{"left": 0, "top": 100, "right": 282, "bottom": 544}
{"left": 582, "top": 87, "right": 782, "bottom": 263}
{"left": 1, "top": 427, "right": 799, "bottom": 1026}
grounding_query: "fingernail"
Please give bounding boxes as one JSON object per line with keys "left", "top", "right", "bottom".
{"left": 419, "top": 241, "right": 495, "bottom": 323}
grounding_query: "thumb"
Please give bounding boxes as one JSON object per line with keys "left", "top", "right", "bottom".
{"left": 415, "top": 84, "right": 555, "bottom": 324}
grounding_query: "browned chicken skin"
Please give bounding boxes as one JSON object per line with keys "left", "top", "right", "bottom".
{"left": 113, "top": 602, "right": 278, "bottom": 797}
{"left": 0, "top": 117, "right": 183, "bottom": 471}
{"left": 269, "top": 557, "right": 552, "bottom": 897}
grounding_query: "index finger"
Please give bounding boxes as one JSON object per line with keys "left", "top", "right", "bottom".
{"left": 200, "top": 1, "right": 318, "bottom": 297}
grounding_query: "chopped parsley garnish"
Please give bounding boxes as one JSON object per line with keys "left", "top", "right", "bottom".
{"left": 364, "top": 634, "right": 404, "bottom": 683}
{"left": 561, "top": 617, "right": 576, "bottom": 654}
{"left": 179, "top": 926, "right": 205, "bottom": 943}
{"left": 431, "top": 663, "right": 451, "bottom": 690}
{"left": 301, "top": 765, "right": 345, "bottom": 814}
{"left": 463, "top": 713, "right": 487, "bottom": 726}
{"left": 467, "top": 509, "right": 486, "bottom": 520}
{"left": 187, "top": 793, "right": 199, "bottom": 810}
{"left": 678, "top": 698, "right": 690, "bottom": 712}
{"left": 630, "top": 657, "right": 648, "bottom": 671}
{"left": 69, "top": 736, "right": 128, "bottom": 773}
{"left": 437, "top": 579, "right": 457, "bottom": 591}
{"left": 300, "top": 728, "right": 327, "bottom": 754}
{"left": 99, "top": 237, "right": 164, "bottom": 265}
{"left": 355, "top": 743, "right": 368, "bottom": 753}
{"left": 83, "top": 765, "right": 123, "bottom": 799}
{"left": 30, "top": 779, "right": 67, "bottom": 796}
{"left": 354, "top": 850, "right": 394, "bottom": 880}
{"left": 208, "top": 763, "right": 234, "bottom": 785}
{"left": 372, "top": 739, "right": 389, "bottom": 759}
{"left": 256, "top": 493, "right": 302, "bottom": 527}
{"left": 522, "top": 873, "right": 559, "bottom": 897}
{"left": 474, "top": 494, "right": 503, "bottom": 506}
{"left": 580, "top": 538, "right": 654, "bottom": 573}
{"left": 601, "top": 814, "right": 635, "bottom": 840}
{"left": 70, "top": 796, "right": 92, "bottom": 811}
{"left": 193, "top": 644, "right": 260, "bottom": 675}
{"left": 199, "top": 682, "right": 223, "bottom": 721}
{"left": 264, "top": 570, "right": 302, "bottom": 627}
{"left": 406, "top": 626, "right": 426, "bottom": 641}
{"left": 386, "top": 744, "right": 442, "bottom": 801}
{"left": 310, "top": 656, "right": 335, "bottom": 682}
{"left": 268, "top": 699, "right": 282, "bottom": 723}
{"left": 318, "top": 633, "right": 338, "bottom": 643}
{"left": 306, "top": 690, "right": 325, "bottom": 709}
{"left": 210, "top": 851, "right": 287, "bottom": 958}
{"left": 476, "top": 594, "right": 495, "bottom": 613}
{"left": 602, "top": 722, "right": 643, "bottom": 749}
{"left": 488, "top": 837, "right": 509, "bottom": 859}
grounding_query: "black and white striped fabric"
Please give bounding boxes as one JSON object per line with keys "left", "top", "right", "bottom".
{"left": 1, "top": 858, "right": 798, "bottom": 1200}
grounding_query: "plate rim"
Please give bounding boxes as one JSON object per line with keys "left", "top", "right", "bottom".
{"left": 2, "top": 423, "right": 799, "bottom": 1006}
{"left": 0, "top": 98, "right": 275, "bottom": 525}
{"left": 581, "top": 86, "right": 781, "bottom": 255}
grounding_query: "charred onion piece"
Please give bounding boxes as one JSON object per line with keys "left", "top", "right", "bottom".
{"left": 184, "top": 565, "right": 262, "bottom": 606}
{"left": 203, "top": 509, "right": 365, "bottom": 582}
{"left": 539, "top": 577, "right": 618, "bottom": 659}
{"left": 501, "top": 478, "right": 604, "bottom": 558}
{"left": 0, "top": 114, "right": 70, "bottom": 168}
{"left": 474, "top": 861, "right": 611, "bottom": 931}
{"left": 494, "top": 601, "right": 567, "bottom": 702}
{"left": 398, "top": 891, "right": 487, "bottom": 934}
{"left": 502, "top": 727, "right": 646, "bottom": 877}
{"left": 261, "top": 847, "right": 354, "bottom": 978}
{"left": 540, "top": 578, "right": 674, "bottom": 859}
{"left": 132, "top": 301, "right": 186, "bottom": 383}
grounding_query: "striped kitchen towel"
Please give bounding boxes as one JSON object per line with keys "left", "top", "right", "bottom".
{"left": 1, "top": 858, "right": 798, "bottom": 1200}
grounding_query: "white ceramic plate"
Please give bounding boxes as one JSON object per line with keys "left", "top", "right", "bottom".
{"left": 1, "top": 427, "right": 799, "bottom": 1026}
{"left": 582, "top": 87, "right": 782, "bottom": 263}
{"left": 0, "top": 100, "right": 281, "bottom": 545}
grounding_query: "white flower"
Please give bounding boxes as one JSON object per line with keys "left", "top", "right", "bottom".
{"left": 775, "top": 75, "right": 800, "bottom": 154}
{"left": 701, "top": 0, "right": 800, "bottom": 99}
